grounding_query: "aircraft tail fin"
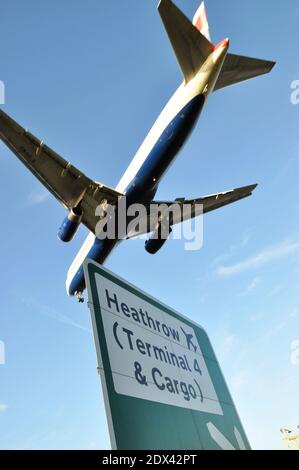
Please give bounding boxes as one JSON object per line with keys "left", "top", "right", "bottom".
{"left": 158, "top": 1, "right": 275, "bottom": 89}
{"left": 193, "top": 2, "right": 211, "bottom": 42}
{"left": 158, "top": 0, "right": 213, "bottom": 84}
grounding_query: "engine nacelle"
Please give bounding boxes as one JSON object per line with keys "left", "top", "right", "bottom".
{"left": 144, "top": 225, "right": 172, "bottom": 255}
{"left": 57, "top": 207, "right": 83, "bottom": 243}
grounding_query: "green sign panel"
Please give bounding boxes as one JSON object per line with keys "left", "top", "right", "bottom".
{"left": 84, "top": 259, "right": 251, "bottom": 450}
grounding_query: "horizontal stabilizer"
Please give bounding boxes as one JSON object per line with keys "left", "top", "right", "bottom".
{"left": 127, "top": 184, "right": 257, "bottom": 238}
{"left": 214, "top": 53, "right": 275, "bottom": 91}
{"left": 158, "top": 0, "right": 212, "bottom": 83}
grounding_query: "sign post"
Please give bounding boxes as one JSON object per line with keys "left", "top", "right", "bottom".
{"left": 84, "top": 259, "right": 251, "bottom": 450}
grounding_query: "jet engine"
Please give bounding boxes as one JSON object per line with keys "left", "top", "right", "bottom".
{"left": 57, "top": 207, "right": 83, "bottom": 242}
{"left": 144, "top": 224, "right": 172, "bottom": 255}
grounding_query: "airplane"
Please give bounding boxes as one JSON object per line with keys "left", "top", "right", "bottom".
{"left": 180, "top": 327, "right": 198, "bottom": 353}
{"left": 0, "top": 0, "right": 275, "bottom": 302}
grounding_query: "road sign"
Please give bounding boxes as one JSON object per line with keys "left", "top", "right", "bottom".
{"left": 84, "top": 259, "right": 251, "bottom": 450}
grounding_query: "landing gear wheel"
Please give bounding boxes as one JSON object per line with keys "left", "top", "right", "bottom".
{"left": 75, "top": 292, "right": 84, "bottom": 303}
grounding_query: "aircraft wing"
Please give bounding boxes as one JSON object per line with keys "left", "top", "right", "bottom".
{"left": 214, "top": 53, "right": 275, "bottom": 91}
{"left": 127, "top": 184, "right": 257, "bottom": 239}
{"left": 0, "top": 109, "right": 123, "bottom": 233}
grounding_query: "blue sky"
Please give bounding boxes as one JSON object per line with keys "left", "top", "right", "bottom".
{"left": 0, "top": 0, "right": 298, "bottom": 450}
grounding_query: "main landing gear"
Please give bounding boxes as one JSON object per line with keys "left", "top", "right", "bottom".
{"left": 75, "top": 291, "right": 84, "bottom": 303}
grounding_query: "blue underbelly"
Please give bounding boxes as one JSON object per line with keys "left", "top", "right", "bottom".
{"left": 68, "top": 238, "right": 118, "bottom": 296}
{"left": 125, "top": 94, "right": 205, "bottom": 203}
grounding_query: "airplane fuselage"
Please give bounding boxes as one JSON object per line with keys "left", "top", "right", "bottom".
{"left": 67, "top": 42, "right": 229, "bottom": 297}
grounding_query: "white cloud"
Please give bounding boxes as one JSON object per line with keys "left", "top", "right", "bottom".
{"left": 0, "top": 403, "right": 8, "bottom": 413}
{"left": 259, "top": 321, "right": 287, "bottom": 343}
{"left": 26, "top": 188, "right": 50, "bottom": 206}
{"left": 240, "top": 277, "right": 260, "bottom": 296}
{"left": 212, "top": 230, "right": 251, "bottom": 268}
{"left": 216, "top": 333, "right": 237, "bottom": 359}
{"left": 18, "top": 295, "right": 91, "bottom": 333}
{"left": 221, "top": 335, "right": 236, "bottom": 354}
{"left": 266, "top": 284, "right": 284, "bottom": 298}
{"left": 230, "top": 370, "right": 250, "bottom": 393}
{"left": 216, "top": 240, "right": 299, "bottom": 277}
{"left": 290, "top": 308, "right": 299, "bottom": 319}
{"left": 250, "top": 311, "right": 266, "bottom": 322}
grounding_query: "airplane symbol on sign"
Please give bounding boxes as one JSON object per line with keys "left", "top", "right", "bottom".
{"left": 180, "top": 327, "right": 197, "bottom": 353}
